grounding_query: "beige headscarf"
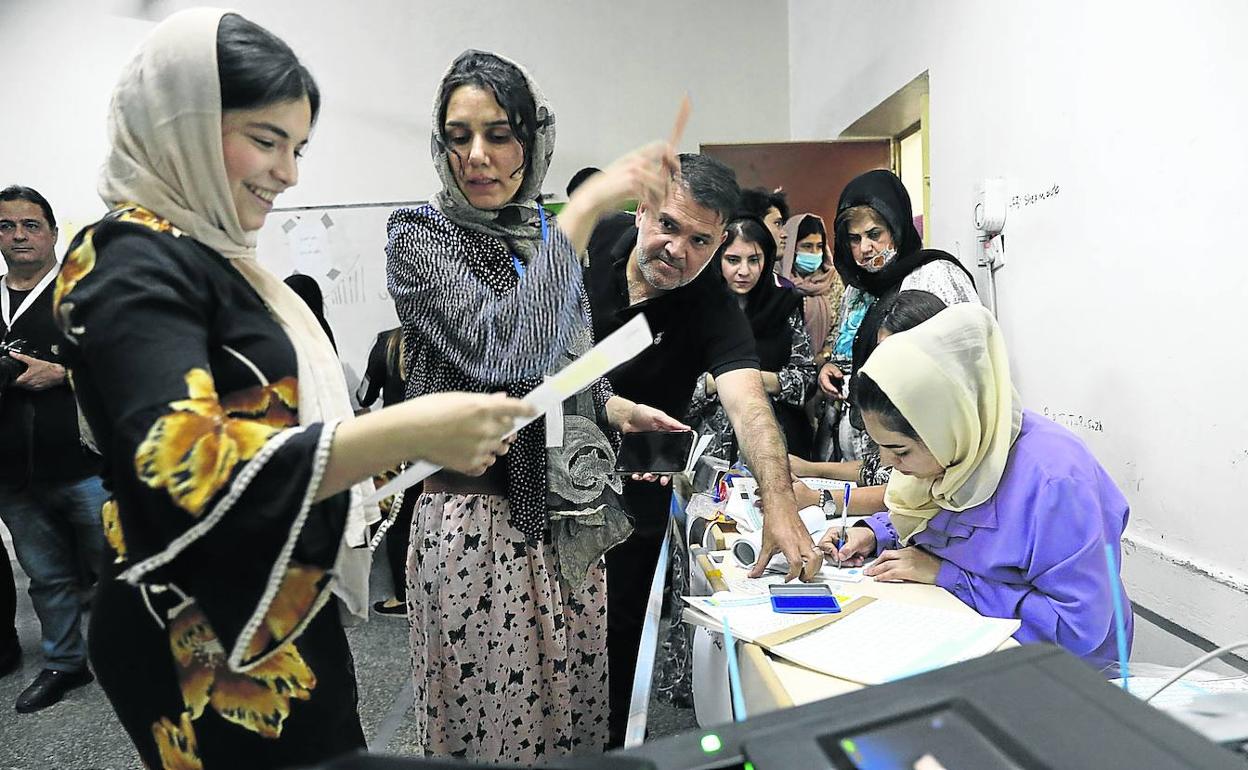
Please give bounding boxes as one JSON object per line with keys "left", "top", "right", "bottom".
{"left": 861, "top": 304, "right": 1023, "bottom": 543}
{"left": 98, "top": 7, "right": 375, "bottom": 619}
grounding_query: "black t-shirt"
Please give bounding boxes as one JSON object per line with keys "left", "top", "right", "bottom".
{"left": 7, "top": 287, "right": 31, "bottom": 310}
{"left": 584, "top": 212, "right": 759, "bottom": 419}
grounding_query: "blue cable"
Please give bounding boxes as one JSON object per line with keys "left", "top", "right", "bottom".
{"left": 1103, "top": 544, "right": 1131, "bottom": 689}
{"left": 722, "top": 617, "right": 747, "bottom": 722}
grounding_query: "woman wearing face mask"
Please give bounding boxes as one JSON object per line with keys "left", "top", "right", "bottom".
{"left": 385, "top": 50, "right": 685, "bottom": 762}
{"left": 686, "top": 216, "right": 815, "bottom": 461}
{"left": 816, "top": 170, "right": 977, "bottom": 462}
{"left": 54, "top": 12, "right": 530, "bottom": 768}
{"left": 778, "top": 213, "right": 844, "bottom": 355}
{"left": 830, "top": 304, "right": 1132, "bottom": 666}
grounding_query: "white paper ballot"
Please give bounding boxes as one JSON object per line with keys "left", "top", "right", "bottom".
{"left": 682, "top": 592, "right": 821, "bottom": 644}
{"left": 769, "top": 599, "right": 1020, "bottom": 685}
{"left": 364, "top": 314, "right": 655, "bottom": 506}
{"left": 797, "top": 477, "right": 858, "bottom": 491}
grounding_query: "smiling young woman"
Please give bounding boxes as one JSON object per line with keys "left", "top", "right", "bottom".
{"left": 52, "top": 12, "right": 530, "bottom": 769}
{"left": 220, "top": 99, "right": 311, "bottom": 231}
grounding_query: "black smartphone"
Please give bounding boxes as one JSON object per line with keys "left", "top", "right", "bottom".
{"left": 614, "top": 430, "right": 696, "bottom": 474}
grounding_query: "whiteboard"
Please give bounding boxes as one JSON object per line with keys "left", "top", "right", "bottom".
{"left": 256, "top": 203, "right": 418, "bottom": 385}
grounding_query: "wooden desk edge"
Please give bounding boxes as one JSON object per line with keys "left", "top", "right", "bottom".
{"left": 738, "top": 642, "right": 794, "bottom": 714}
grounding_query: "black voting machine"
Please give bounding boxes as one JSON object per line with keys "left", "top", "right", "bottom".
{"left": 310, "top": 645, "right": 1244, "bottom": 770}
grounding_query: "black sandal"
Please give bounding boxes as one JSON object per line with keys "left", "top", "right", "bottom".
{"left": 372, "top": 600, "right": 406, "bottom": 617}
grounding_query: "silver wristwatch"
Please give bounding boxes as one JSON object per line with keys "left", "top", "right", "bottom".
{"left": 819, "top": 488, "right": 837, "bottom": 519}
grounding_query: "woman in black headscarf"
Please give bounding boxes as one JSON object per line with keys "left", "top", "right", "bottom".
{"left": 687, "top": 216, "right": 816, "bottom": 460}
{"left": 814, "top": 170, "right": 978, "bottom": 461}
{"left": 283, "top": 273, "right": 336, "bottom": 352}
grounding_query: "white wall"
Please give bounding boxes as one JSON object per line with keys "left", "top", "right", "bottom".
{"left": 1, "top": 1, "right": 153, "bottom": 243}
{"left": 4, "top": 0, "right": 790, "bottom": 374}
{"left": 789, "top": 0, "right": 1248, "bottom": 652}
{"left": 3, "top": 0, "right": 790, "bottom": 232}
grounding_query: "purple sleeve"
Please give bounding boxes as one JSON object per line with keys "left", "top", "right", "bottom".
{"left": 862, "top": 511, "right": 900, "bottom": 553}
{"left": 933, "top": 476, "right": 1121, "bottom": 657}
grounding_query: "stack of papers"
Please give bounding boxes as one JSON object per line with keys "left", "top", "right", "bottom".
{"left": 769, "top": 600, "right": 1020, "bottom": 685}
{"left": 1113, "top": 676, "right": 1248, "bottom": 711}
{"left": 683, "top": 592, "right": 832, "bottom": 644}
{"left": 684, "top": 591, "right": 1020, "bottom": 686}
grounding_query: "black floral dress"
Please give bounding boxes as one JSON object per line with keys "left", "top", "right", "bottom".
{"left": 55, "top": 207, "right": 364, "bottom": 770}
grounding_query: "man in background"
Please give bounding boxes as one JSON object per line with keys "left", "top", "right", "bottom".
{"left": 0, "top": 185, "right": 106, "bottom": 712}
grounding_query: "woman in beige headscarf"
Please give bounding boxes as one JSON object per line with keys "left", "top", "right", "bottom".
{"left": 53, "top": 10, "right": 528, "bottom": 768}
{"left": 830, "top": 305, "right": 1133, "bottom": 664}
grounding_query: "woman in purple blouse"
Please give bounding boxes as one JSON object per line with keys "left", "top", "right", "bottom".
{"left": 829, "top": 304, "right": 1132, "bottom": 666}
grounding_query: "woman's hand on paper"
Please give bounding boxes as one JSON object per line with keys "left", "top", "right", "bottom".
{"left": 788, "top": 453, "right": 816, "bottom": 478}
{"left": 864, "top": 546, "right": 941, "bottom": 584}
{"left": 822, "top": 525, "right": 875, "bottom": 566}
{"left": 402, "top": 391, "right": 532, "bottom": 476}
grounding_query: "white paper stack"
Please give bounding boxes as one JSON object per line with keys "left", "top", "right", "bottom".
{"left": 768, "top": 599, "right": 1020, "bottom": 685}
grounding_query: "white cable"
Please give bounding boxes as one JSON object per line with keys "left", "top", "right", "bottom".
{"left": 1142, "top": 638, "right": 1248, "bottom": 704}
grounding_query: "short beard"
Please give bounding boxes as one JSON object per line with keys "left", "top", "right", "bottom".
{"left": 636, "top": 251, "right": 685, "bottom": 292}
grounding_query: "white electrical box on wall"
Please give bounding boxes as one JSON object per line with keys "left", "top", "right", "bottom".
{"left": 974, "top": 177, "right": 1008, "bottom": 272}
{"left": 974, "top": 177, "right": 1008, "bottom": 237}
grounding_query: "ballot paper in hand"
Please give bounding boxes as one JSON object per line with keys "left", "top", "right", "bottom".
{"left": 365, "top": 314, "right": 654, "bottom": 506}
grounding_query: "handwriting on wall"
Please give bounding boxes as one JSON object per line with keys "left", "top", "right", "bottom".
{"left": 1009, "top": 184, "right": 1061, "bottom": 209}
{"left": 1041, "top": 406, "right": 1104, "bottom": 433}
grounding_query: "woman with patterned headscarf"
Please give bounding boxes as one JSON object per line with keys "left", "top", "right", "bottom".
{"left": 832, "top": 304, "right": 1132, "bottom": 665}
{"left": 815, "top": 169, "right": 978, "bottom": 462}
{"left": 385, "top": 50, "right": 685, "bottom": 762}
{"left": 54, "top": 11, "right": 532, "bottom": 768}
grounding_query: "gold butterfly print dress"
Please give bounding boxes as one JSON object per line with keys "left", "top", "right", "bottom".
{"left": 55, "top": 207, "right": 365, "bottom": 769}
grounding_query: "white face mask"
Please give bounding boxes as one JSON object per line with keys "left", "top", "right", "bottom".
{"left": 858, "top": 247, "right": 897, "bottom": 273}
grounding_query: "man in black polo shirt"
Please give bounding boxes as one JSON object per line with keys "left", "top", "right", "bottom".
{"left": 0, "top": 186, "right": 105, "bottom": 712}
{"left": 585, "top": 155, "right": 821, "bottom": 744}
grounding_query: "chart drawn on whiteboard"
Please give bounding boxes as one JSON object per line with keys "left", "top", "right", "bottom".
{"left": 256, "top": 203, "right": 406, "bottom": 379}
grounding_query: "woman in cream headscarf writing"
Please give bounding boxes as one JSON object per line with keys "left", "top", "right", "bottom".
{"left": 53, "top": 10, "right": 530, "bottom": 768}
{"left": 831, "top": 305, "right": 1132, "bottom": 665}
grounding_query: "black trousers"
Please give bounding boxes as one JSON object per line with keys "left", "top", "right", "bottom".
{"left": 384, "top": 489, "right": 417, "bottom": 603}
{"left": 606, "top": 481, "right": 671, "bottom": 748}
{"left": 1, "top": 535, "right": 16, "bottom": 647}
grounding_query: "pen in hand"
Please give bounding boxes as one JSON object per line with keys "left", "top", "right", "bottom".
{"left": 836, "top": 483, "right": 852, "bottom": 568}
